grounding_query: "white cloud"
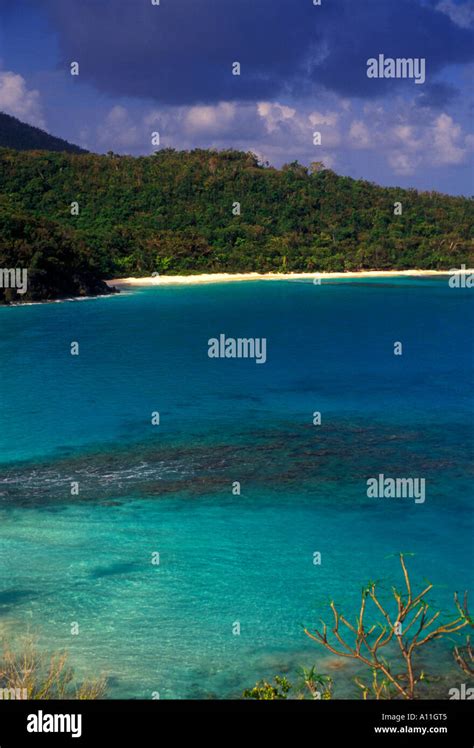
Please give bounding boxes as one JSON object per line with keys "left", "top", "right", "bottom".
{"left": 349, "top": 120, "right": 371, "bottom": 148}
{"left": 436, "top": 0, "right": 474, "bottom": 29}
{"left": 257, "top": 102, "right": 296, "bottom": 133}
{"left": 388, "top": 152, "right": 422, "bottom": 176}
{"left": 391, "top": 124, "right": 423, "bottom": 152}
{"left": 307, "top": 110, "right": 341, "bottom": 147}
{"left": 99, "top": 105, "right": 141, "bottom": 148}
{"left": 308, "top": 110, "right": 339, "bottom": 127}
{"left": 0, "top": 71, "right": 45, "bottom": 128}
{"left": 184, "top": 102, "right": 237, "bottom": 134}
{"left": 346, "top": 102, "right": 473, "bottom": 174}
{"left": 387, "top": 113, "right": 471, "bottom": 171}
{"left": 431, "top": 113, "right": 467, "bottom": 165}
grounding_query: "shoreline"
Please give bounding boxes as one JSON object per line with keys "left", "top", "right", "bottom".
{"left": 1, "top": 269, "right": 469, "bottom": 308}
{"left": 107, "top": 269, "right": 462, "bottom": 287}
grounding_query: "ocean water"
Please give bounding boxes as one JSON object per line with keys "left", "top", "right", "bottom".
{"left": 0, "top": 277, "right": 472, "bottom": 699}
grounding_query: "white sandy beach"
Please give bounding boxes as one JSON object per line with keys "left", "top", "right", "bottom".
{"left": 107, "top": 269, "right": 464, "bottom": 287}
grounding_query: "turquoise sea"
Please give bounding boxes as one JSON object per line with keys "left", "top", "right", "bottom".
{"left": 0, "top": 277, "right": 472, "bottom": 699}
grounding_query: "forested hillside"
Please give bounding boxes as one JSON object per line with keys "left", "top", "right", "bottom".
{"left": 0, "top": 147, "right": 472, "bottom": 302}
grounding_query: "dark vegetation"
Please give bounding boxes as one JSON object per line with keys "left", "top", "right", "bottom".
{"left": 0, "top": 144, "right": 472, "bottom": 302}
{"left": 0, "top": 112, "right": 87, "bottom": 154}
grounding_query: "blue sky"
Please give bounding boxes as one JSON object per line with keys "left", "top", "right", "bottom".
{"left": 0, "top": 0, "right": 473, "bottom": 194}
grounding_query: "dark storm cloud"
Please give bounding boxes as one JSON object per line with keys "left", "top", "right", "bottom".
{"left": 26, "top": 0, "right": 474, "bottom": 104}
{"left": 316, "top": 0, "right": 473, "bottom": 97}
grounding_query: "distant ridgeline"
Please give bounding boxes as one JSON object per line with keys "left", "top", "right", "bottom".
{"left": 0, "top": 145, "right": 473, "bottom": 302}
{"left": 0, "top": 112, "right": 87, "bottom": 155}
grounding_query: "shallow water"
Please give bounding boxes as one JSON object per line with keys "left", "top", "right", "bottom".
{"left": 0, "top": 278, "right": 472, "bottom": 698}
